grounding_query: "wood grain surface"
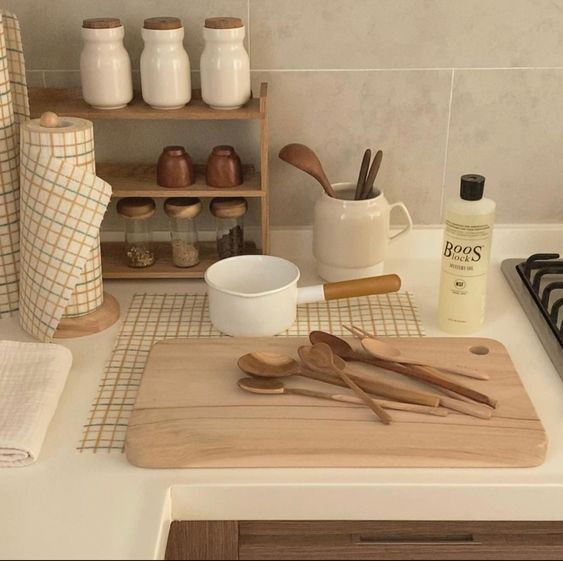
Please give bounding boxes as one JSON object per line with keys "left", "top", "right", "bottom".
{"left": 54, "top": 292, "right": 120, "bottom": 338}
{"left": 165, "top": 520, "right": 563, "bottom": 560}
{"left": 125, "top": 337, "right": 547, "bottom": 468}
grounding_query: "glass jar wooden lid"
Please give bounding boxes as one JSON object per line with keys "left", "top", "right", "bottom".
{"left": 144, "top": 17, "right": 182, "bottom": 30}
{"left": 83, "top": 18, "right": 122, "bottom": 29}
{"left": 164, "top": 197, "right": 202, "bottom": 220}
{"left": 205, "top": 17, "right": 243, "bottom": 29}
{"left": 117, "top": 197, "right": 156, "bottom": 220}
{"left": 210, "top": 197, "right": 248, "bottom": 219}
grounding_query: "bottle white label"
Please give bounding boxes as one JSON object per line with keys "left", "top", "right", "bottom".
{"left": 438, "top": 210, "right": 494, "bottom": 333}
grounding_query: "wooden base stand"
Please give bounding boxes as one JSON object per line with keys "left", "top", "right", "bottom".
{"left": 54, "top": 292, "right": 120, "bottom": 339}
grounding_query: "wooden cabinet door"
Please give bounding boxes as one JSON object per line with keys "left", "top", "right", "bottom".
{"left": 166, "top": 520, "right": 563, "bottom": 561}
{"left": 166, "top": 521, "right": 239, "bottom": 560}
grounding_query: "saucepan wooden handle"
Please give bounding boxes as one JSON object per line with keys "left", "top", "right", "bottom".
{"left": 323, "top": 274, "right": 401, "bottom": 301}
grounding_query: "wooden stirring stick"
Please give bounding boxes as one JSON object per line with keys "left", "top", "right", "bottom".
{"left": 237, "top": 378, "right": 448, "bottom": 417}
{"left": 298, "top": 344, "right": 393, "bottom": 424}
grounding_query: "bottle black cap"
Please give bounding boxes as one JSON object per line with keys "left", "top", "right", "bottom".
{"left": 460, "top": 174, "right": 485, "bottom": 201}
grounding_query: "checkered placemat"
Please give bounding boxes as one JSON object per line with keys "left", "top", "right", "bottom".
{"left": 79, "top": 292, "right": 424, "bottom": 453}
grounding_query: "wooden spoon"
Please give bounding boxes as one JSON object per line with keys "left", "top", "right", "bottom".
{"left": 354, "top": 149, "right": 371, "bottom": 200}
{"left": 361, "top": 336, "right": 489, "bottom": 381}
{"left": 238, "top": 351, "right": 439, "bottom": 407}
{"left": 309, "top": 331, "right": 491, "bottom": 419}
{"left": 362, "top": 338, "right": 496, "bottom": 408}
{"left": 299, "top": 343, "right": 392, "bottom": 424}
{"left": 310, "top": 330, "right": 486, "bottom": 381}
{"left": 237, "top": 377, "right": 448, "bottom": 417}
{"left": 238, "top": 352, "right": 301, "bottom": 378}
{"left": 279, "top": 143, "right": 337, "bottom": 198}
{"left": 360, "top": 149, "right": 383, "bottom": 199}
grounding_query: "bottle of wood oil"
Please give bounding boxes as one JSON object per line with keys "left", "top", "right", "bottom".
{"left": 438, "top": 174, "right": 495, "bottom": 334}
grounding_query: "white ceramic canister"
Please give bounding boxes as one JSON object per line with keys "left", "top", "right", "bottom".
{"left": 140, "top": 17, "right": 192, "bottom": 110}
{"left": 200, "top": 17, "right": 251, "bottom": 110}
{"left": 313, "top": 182, "right": 413, "bottom": 282}
{"left": 80, "top": 18, "right": 133, "bottom": 110}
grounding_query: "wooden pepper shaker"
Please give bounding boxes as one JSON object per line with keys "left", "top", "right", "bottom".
{"left": 157, "top": 145, "right": 195, "bottom": 188}
{"left": 206, "top": 145, "right": 243, "bottom": 187}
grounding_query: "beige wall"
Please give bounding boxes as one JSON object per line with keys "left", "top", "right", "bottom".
{"left": 7, "top": 0, "right": 563, "bottom": 228}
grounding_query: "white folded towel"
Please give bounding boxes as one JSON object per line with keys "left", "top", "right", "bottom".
{"left": 0, "top": 341, "right": 72, "bottom": 467}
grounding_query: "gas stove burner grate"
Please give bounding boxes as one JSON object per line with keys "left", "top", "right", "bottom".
{"left": 516, "top": 253, "right": 563, "bottom": 346}
{"left": 502, "top": 254, "right": 563, "bottom": 377}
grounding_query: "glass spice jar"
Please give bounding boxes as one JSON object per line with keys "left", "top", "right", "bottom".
{"left": 116, "top": 198, "right": 156, "bottom": 268}
{"left": 210, "top": 197, "right": 247, "bottom": 259}
{"left": 164, "top": 197, "right": 201, "bottom": 268}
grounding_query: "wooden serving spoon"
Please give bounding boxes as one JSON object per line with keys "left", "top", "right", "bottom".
{"left": 238, "top": 351, "right": 439, "bottom": 407}
{"left": 362, "top": 338, "right": 497, "bottom": 409}
{"left": 360, "top": 149, "right": 383, "bottom": 199}
{"left": 310, "top": 330, "right": 486, "bottom": 381}
{"left": 354, "top": 149, "right": 371, "bottom": 200}
{"left": 308, "top": 331, "right": 492, "bottom": 419}
{"left": 279, "top": 143, "right": 337, "bottom": 198}
{"left": 299, "top": 343, "right": 392, "bottom": 424}
{"left": 238, "top": 352, "right": 301, "bottom": 378}
{"left": 361, "top": 337, "right": 489, "bottom": 381}
{"left": 237, "top": 377, "right": 448, "bottom": 417}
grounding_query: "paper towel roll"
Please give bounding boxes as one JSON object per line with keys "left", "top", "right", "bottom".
{"left": 0, "top": 11, "right": 29, "bottom": 317}
{"left": 19, "top": 116, "right": 111, "bottom": 341}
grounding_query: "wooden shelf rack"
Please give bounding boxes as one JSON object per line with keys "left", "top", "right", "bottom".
{"left": 101, "top": 241, "right": 257, "bottom": 279}
{"left": 98, "top": 163, "right": 263, "bottom": 199}
{"left": 29, "top": 83, "right": 270, "bottom": 279}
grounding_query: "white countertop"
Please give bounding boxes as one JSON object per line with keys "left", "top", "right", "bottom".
{"left": 1, "top": 225, "right": 562, "bottom": 560}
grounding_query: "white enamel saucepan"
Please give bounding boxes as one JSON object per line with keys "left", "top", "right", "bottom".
{"left": 204, "top": 255, "right": 401, "bottom": 336}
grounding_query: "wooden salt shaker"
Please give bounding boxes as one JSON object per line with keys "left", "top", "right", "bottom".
{"left": 157, "top": 146, "right": 195, "bottom": 188}
{"left": 206, "top": 145, "right": 243, "bottom": 187}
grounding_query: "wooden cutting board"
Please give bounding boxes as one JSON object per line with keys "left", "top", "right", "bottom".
{"left": 125, "top": 337, "right": 547, "bottom": 468}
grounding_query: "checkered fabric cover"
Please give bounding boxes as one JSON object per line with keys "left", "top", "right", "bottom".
{"left": 19, "top": 117, "right": 111, "bottom": 341}
{"left": 0, "top": 11, "right": 28, "bottom": 317}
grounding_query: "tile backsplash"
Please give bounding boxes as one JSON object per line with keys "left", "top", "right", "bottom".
{"left": 7, "top": 0, "right": 563, "bottom": 227}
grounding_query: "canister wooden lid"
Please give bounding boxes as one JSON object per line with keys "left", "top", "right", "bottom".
{"left": 210, "top": 197, "right": 248, "bottom": 219}
{"left": 164, "top": 197, "right": 202, "bottom": 220}
{"left": 205, "top": 17, "right": 243, "bottom": 29}
{"left": 144, "top": 17, "right": 182, "bottom": 30}
{"left": 83, "top": 18, "right": 122, "bottom": 29}
{"left": 117, "top": 197, "right": 156, "bottom": 220}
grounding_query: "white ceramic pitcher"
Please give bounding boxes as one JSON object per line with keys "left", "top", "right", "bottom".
{"left": 313, "top": 182, "right": 413, "bottom": 282}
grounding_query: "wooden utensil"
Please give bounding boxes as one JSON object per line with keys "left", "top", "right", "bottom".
{"left": 239, "top": 351, "right": 440, "bottom": 407}
{"left": 362, "top": 338, "right": 497, "bottom": 408}
{"left": 354, "top": 149, "right": 371, "bottom": 200}
{"left": 314, "top": 329, "right": 486, "bottom": 381}
{"left": 361, "top": 337, "right": 489, "bottom": 381}
{"left": 238, "top": 352, "right": 301, "bottom": 378}
{"left": 237, "top": 377, "right": 448, "bottom": 417}
{"left": 310, "top": 330, "right": 491, "bottom": 419}
{"left": 438, "top": 394, "right": 493, "bottom": 419}
{"left": 299, "top": 344, "right": 392, "bottom": 424}
{"left": 360, "top": 149, "right": 383, "bottom": 199}
{"left": 278, "top": 143, "right": 337, "bottom": 198}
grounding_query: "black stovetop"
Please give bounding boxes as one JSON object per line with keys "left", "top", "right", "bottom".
{"left": 502, "top": 253, "right": 563, "bottom": 377}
